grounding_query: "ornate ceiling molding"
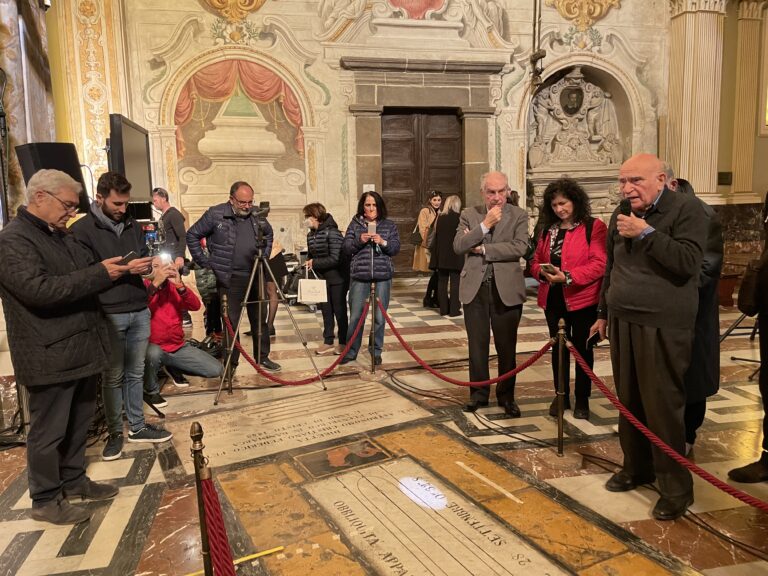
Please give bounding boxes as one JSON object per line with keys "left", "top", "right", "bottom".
{"left": 544, "top": 0, "right": 621, "bottom": 32}
{"left": 198, "top": 0, "right": 266, "bottom": 23}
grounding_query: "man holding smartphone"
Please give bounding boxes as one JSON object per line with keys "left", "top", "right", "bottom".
{"left": 72, "top": 172, "right": 173, "bottom": 461}
{"left": 187, "top": 180, "right": 281, "bottom": 372}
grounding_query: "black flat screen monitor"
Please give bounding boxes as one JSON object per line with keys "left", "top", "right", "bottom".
{"left": 108, "top": 114, "right": 153, "bottom": 201}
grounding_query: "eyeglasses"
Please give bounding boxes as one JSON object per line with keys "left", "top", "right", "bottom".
{"left": 44, "top": 190, "right": 79, "bottom": 213}
{"left": 232, "top": 197, "right": 254, "bottom": 208}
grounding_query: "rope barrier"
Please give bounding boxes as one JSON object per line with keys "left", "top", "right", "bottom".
{"left": 201, "top": 477, "right": 236, "bottom": 576}
{"left": 377, "top": 299, "right": 553, "bottom": 386}
{"left": 567, "top": 343, "right": 768, "bottom": 514}
{"left": 222, "top": 302, "right": 369, "bottom": 386}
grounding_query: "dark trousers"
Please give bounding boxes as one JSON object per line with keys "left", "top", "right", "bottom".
{"left": 464, "top": 279, "right": 522, "bottom": 405}
{"left": 224, "top": 274, "right": 270, "bottom": 363}
{"left": 423, "top": 271, "right": 438, "bottom": 303}
{"left": 684, "top": 400, "right": 706, "bottom": 444}
{"left": 321, "top": 282, "right": 349, "bottom": 345}
{"left": 204, "top": 295, "right": 222, "bottom": 335}
{"left": 26, "top": 376, "right": 97, "bottom": 505}
{"left": 545, "top": 301, "right": 597, "bottom": 398}
{"left": 610, "top": 316, "right": 693, "bottom": 499}
{"left": 760, "top": 313, "right": 768, "bottom": 452}
{"left": 438, "top": 270, "right": 461, "bottom": 316}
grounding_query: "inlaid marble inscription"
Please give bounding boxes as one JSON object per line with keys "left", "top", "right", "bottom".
{"left": 167, "top": 383, "right": 430, "bottom": 473}
{"left": 306, "top": 458, "right": 568, "bottom": 575}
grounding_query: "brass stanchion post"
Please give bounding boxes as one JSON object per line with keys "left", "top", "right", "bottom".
{"left": 190, "top": 422, "right": 213, "bottom": 576}
{"left": 556, "top": 318, "right": 566, "bottom": 457}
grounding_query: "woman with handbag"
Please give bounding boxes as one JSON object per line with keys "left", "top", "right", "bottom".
{"left": 303, "top": 202, "right": 348, "bottom": 356}
{"left": 429, "top": 195, "right": 464, "bottom": 317}
{"left": 530, "top": 178, "right": 607, "bottom": 420}
{"left": 341, "top": 192, "right": 401, "bottom": 366}
{"left": 412, "top": 190, "right": 442, "bottom": 308}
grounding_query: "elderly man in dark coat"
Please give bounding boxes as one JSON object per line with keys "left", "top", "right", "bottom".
{"left": 0, "top": 170, "right": 128, "bottom": 525}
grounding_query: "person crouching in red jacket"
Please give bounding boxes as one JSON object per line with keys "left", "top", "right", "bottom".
{"left": 143, "top": 257, "right": 222, "bottom": 407}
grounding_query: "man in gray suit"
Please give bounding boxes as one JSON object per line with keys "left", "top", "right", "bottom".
{"left": 454, "top": 171, "right": 530, "bottom": 416}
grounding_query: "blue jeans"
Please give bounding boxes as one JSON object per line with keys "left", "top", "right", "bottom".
{"left": 345, "top": 279, "right": 391, "bottom": 360}
{"left": 144, "top": 343, "right": 223, "bottom": 395}
{"left": 103, "top": 309, "right": 151, "bottom": 434}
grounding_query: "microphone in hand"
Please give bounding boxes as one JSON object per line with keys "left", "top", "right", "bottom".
{"left": 619, "top": 198, "right": 632, "bottom": 253}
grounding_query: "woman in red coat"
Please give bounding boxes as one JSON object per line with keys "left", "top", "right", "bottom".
{"left": 531, "top": 178, "right": 607, "bottom": 419}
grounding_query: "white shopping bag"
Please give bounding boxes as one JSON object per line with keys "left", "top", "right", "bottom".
{"left": 298, "top": 268, "right": 327, "bottom": 303}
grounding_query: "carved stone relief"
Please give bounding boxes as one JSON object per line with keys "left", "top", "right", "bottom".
{"left": 528, "top": 67, "right": 622, "bottom": 169}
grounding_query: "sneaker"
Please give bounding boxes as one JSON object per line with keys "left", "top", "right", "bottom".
{"left": 127, "top": 423, "right": 173, "bottom": 443}
{"left": 334, "top": 344, "right": 345, "bottom": 355}
{"left": 143, "top": 392, "right": 168, "bottom": 408}
{"left": 315, "top": 343, "right": 336, "bottom": 356}
{"left": 102, "top": 433, "right": 124, "bottom": 461}
{"left": 162, "top": 366, "right": 189, "bottom": 388}
{"left": 32, "top": 498, "right": 90, "bottom": 525}
{"left": 260, "top": 358, "right": 282, "bottom": 372}
{"left": 63, "top": 479, "right": 119, "bottom": 501}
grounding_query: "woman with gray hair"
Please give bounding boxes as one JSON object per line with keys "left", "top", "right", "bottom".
{"left": 429, "top": 194, "right": 464, "bottom": 316}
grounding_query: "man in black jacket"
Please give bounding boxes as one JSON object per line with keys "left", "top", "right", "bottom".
{"left": 187, "top": 181, "right": 281, "bottom": 372}
{"left": 0, "top": 170, "right": 129, "bottom": 524}
{"left": 72, "top": 172, "right": 173, "bottom": 462}
{"left": 592, "top": 153, "right": 707, "bottom": 521}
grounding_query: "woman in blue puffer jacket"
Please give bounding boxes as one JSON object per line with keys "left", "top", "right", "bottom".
{"left": 340, "top": 191, "right": 400, "bottom": 366}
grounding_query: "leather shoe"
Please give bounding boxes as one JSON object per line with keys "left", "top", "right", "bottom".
{"left": 463, "top": 401, "right": 489, "bottom": 412}
{"left": 728, "top": 459, "right": 768, "bottom": 483}
{"left": 652, "top": 494, "right": 693, "bottom": 521}
{"left": 605, "top": 470, "right": 655, "bottom": 492}
{"left": 63, "top": 478, "right": 119, "bottom": 501}
{"left": 31, "top": 498, "right": 90, "bottom": 525}
{"left": 503, "top": 399, "right": 521, "bottom": 418}
{"left": 339, "top": 356, "right": 356, "bottom": 365}
{"left": 548, "top": 396, "right": 571, "bottom": 417}
{"left": 573, "top": 397, "right": 589, "bottom": 420}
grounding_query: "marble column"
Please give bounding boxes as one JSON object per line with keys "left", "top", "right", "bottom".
{"left": 731, "top": 1, "right": 765, "bottom": 194}
{"left": 459, "top": 107, "right": 494, "bottom": 207}
{"left": 349, "top": 104, "right": 383, "bottom": 198}
{"left": 667, "top": 0, "right": 727, "bottom": 199}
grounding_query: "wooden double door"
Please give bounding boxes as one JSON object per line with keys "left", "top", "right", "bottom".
{"left": 380, "top": 109, "right": 464, "bottom": 273}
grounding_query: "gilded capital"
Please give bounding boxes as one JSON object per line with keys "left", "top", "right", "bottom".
{"left": 544, "top": 0, "right": 621, "bottom": 32}
{"left": 198, "top": 0, "right": 266, "bottom": 23}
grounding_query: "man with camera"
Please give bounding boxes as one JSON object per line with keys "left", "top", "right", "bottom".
{"left": 72, "top": 172, "right": 173, "bottom": 462}
{"left": 143, "top": 255, "right": 223, "bottom": 407}
{"left": 0, "top": 170, "right": 129, "bottom": 524}
{"left": 187, "top": 181, "right": 281, "bottom": 372}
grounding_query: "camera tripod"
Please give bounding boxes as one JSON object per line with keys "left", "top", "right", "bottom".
{"left": 215, "top": 245, "right": 326, "bottom": 405}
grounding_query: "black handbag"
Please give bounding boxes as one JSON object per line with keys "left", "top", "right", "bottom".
{"left": 410, "top": 223, "right": 423, "bottom": 245}
{"left": 737, "top": 259, "right": 763, "bottom": 317}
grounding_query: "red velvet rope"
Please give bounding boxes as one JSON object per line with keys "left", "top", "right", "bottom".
{"left": 201, "top": 477, "right": 236, "bottom": 576}
{"left": 567, "top": 343, "right": 768, "bottom": 514}
{"left": 377, "top": 299, "right": 553, "bottom": 386}
{"left": 222, "top": 302, "right": 370, "bottom": 385}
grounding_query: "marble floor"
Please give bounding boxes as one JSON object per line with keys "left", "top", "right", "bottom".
{"left": 0, "top": 279, "right": 766, "bottom": 576}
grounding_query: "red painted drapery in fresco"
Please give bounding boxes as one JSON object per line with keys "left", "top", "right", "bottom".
{"left": 174, "top": 59, "right": 304, "bottom": 158}
{"left": 388, "top": 0, "right": 446, "bottom": 19}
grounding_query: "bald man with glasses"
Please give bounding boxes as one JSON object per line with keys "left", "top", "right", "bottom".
{"left": 187, "top": 180, "right": 281, "bottom": 372}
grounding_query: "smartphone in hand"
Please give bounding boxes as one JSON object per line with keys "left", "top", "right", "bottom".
{"left": 586, "top": 331, "right": 601, "bottom": 348}
{"left": 540, "top": 263, "right": 557, "bottom": 275}
{"left": 367, "top": 221, "right": 377, "bottom": 236}
{"left": 120, "top": 251, "right": 138, "bottom": 265}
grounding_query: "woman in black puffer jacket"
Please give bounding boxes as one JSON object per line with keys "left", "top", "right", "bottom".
{"left": 341, "top": 192, "right": 400, "bottom": 365}
{"left": 303, "top": 203, "right": 348, "bottom": 356}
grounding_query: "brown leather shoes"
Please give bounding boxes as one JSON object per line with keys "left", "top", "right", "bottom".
{"left": 728, "top": 458, "right": 768, "bottom": 483}
{"left": 31, "top": 498, "right": 90, "bottom": 525}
